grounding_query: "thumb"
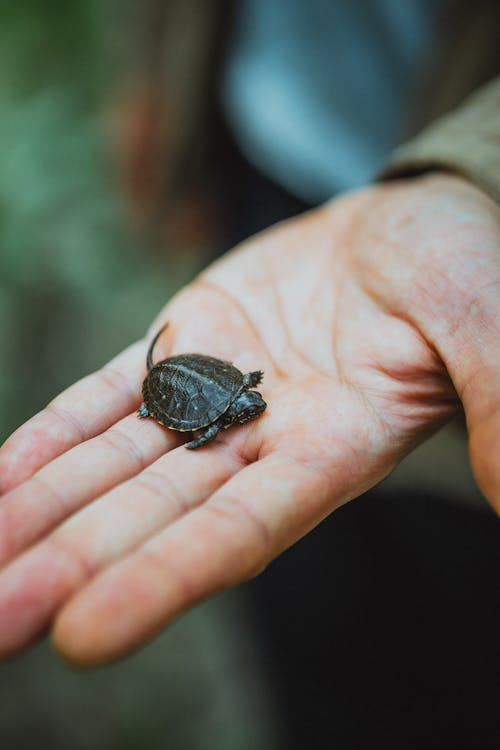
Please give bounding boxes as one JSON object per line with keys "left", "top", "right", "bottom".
{"left": 465, "top": 365, "right": 500, "bottom": 514}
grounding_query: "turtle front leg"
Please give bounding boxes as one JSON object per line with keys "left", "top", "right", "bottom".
{"left": 243, "top": 370, "right": 264, "bottom": 388}
{"left": 186, "top": 422, "right": 221, "bottom": 449}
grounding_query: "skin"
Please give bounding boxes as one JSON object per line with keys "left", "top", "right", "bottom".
{"left": 0, "top": 173, "right": 498, "bottom": 665}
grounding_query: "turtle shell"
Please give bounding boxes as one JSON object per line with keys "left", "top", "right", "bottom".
{"left": 142, "top": 354, "right": 245, "bottom": 431}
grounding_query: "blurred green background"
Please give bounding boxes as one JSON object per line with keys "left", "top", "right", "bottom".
{"left": 0, "top": 3, "right": 277, "bottom": 748}
{"left": 0, "top": 0, "right": 200, "bottom": 440}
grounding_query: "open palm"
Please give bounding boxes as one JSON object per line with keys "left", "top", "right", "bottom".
{"left": 0, "top": 174, "right": 498, "bottom": 664}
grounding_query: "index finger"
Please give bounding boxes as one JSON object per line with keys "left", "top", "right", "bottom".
{"left": 0, "top": 339, "right": 147, "bottom": 494}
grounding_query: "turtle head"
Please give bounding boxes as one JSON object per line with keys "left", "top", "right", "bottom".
{"left": 230, "top": 390, "right": 267, "bottom": 425}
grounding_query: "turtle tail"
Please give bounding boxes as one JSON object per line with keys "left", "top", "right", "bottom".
{"left": 146, "top": 323, "right": 169, "bottom": 370}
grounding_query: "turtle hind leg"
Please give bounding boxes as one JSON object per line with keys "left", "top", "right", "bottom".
{"left": 244, "top": 370, "right": 264, "bottom": 388}
{"left": 138, "top": 402, "right": 150, "bottom": 418}
{"left": 186, "top": 422, "right": 221, "bottom": 449}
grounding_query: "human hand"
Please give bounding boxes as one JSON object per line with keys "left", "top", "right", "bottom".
{"left": 0, "top": 174, "right": 498, "bottom": 664}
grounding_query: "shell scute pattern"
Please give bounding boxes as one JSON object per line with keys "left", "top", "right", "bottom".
{"left": 143, "top": 354, "right": 244, "bottom": 431}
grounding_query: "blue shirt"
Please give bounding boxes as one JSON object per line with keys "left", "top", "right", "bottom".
{"left": 221, "top": 0, "right": 442, "bottom": 202}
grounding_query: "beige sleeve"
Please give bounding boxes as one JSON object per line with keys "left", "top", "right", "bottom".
{"left": 381, "top": 76, "right": 500, "bottom": 203}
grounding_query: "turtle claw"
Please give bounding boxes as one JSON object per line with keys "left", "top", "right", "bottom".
{"left": 244, "top": 370, "right": 264, "bottom": 388}
{"left": 138, "top": 402, "right": 150, "bottom": 418}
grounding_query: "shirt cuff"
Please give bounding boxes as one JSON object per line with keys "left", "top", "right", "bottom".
{"left": 380, "top": 76, "right": 500, "bottom": 204}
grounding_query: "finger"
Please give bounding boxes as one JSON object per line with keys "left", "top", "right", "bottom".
{"left": 0, "top": 440, "right": 246, "bottom": 657}
{"left": 53, "top": 453, "right": 338, "bottom": 664}
{"left": 426, "top": 238, "right": 500, "bottom": 513}
{"left": 0, "top": 339, "right": 148, "bottom": 494}
{"left": 444, "top": 276, "right": 500, "bottom": 513}
{"left": 0, "top": 412, "right": 180, "bottom": 566}
{"left": 464, "top": 364, "right": 500, "bottom": 513}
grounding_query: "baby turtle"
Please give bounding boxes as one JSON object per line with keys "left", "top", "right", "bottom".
{"left": 138, "top": 324, "right": 267, "bottom": 449}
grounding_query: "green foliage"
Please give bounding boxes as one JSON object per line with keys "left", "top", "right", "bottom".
{"left": 0, "top": 0, "right": 104, "bottom": 101}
